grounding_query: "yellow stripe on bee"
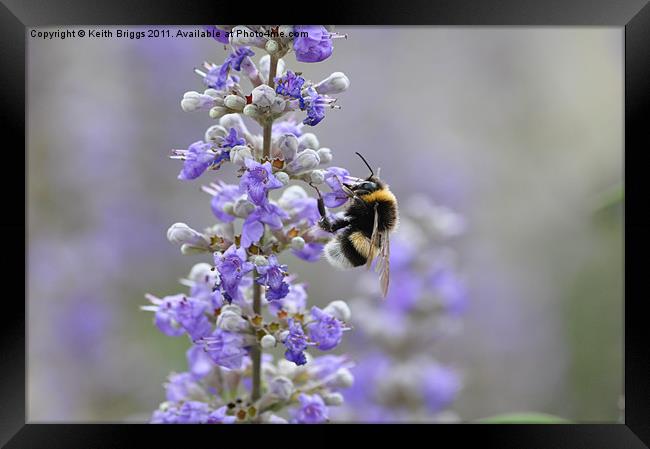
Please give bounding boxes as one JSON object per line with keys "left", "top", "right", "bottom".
{"left": 360, "top": 188, "right": 396, "bottom": 204}
{"left": 349, "top": 231, "right": 377, "bottom": 258}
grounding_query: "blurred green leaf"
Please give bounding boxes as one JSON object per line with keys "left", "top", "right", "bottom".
{"left": 474, "top": 413, "right": 571, "bottom": 424}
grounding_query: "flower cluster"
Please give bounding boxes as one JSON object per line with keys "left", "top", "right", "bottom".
{"left": 334, "top": 195, "right": 468, "bottom": 423}
{"left": 145, "top": 25, "right": 355, "bottom": 424}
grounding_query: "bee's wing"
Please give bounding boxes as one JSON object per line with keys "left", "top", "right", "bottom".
{"left": 365, "top": 203, "right": 380, "bottom": 270}
{"left": 366, "top": 203, "right": 391, "bottom": 298}
{"left": 377, "top": 230, "right": 390, "bottom": 298}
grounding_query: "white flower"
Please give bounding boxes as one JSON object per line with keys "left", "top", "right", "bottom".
{"left": 275, "top": 171, "right": 290, "bottom": 185}
{"left": 298, "top": 133, "right": 319, "bottom": 150}
{"left": 229, "top": 25, "right": 268, "bottom": 48}
{"left": 166, "top": 223, "right": 209, "bottom": 247}
{"left": 252, "top": 84, "right": 276, "bottom": 109}
{"left": 216, "top": 305, "right": 249, "bottom": 332}
{"left": 316, "top": 147, "right": 333, "bottom": 164}
{"left": 181, "top": 91, "right": 215, "bottom": 112}
{"left": 278, "top": 185, "right": 308, "bottom": 209}
{"left": 188, "top": 263, "right": 213, "bottom": 282}
{"left": 269, "top": 376, "right": 294, "bottom": 400}
{"left": 204, "top": 124, "right": 227, "bottom": 144}
{"left": 324, "top": 300, "right": 351, "bottom": 321}
{"left": 309, "top": 169, "right": 325, "bottom": 184}
{"left": 209, "top": 106, "right": 229, "bottom": 119}
{"left": 261, "top": 334, "right": 277, "bottom": 349}
{"left": 315, "top": 72, "right": 350, "bottom": 95}
{"left": 290, "top": 236, "right": 305, "bottom": 250}
{"left": 323, "top": 392, "right": 344, "bottom": 406}
{"left": 233, "top": 198, "right": 255, "bottom": 218}
{"left": 224, "top": 94, "right": 246, "bottom": 111}
{"left": 277, "top": 133, "right": 299, "bottom": 161}
{"left": 286, "top": 149, "right": 320, "bottom": 175}
{"left": 230, "top": 145, "right": 253, "bottom": 167}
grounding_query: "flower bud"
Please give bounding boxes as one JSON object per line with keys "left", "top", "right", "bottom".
{"left": 260, "top": 55, "right": 286, "bottom": 81}
{"left": 252, "top": 255, "right": 269, "bottom": 267}
{"left": 243, "top": 104, "right": 260, "bottom": 118}
{"left": 230, "top": 25, "right": 267, "bottom": 48}
{"left": 278, "top": 185, "right": 308, "bottom": 208}
{"left": 233, "top": 198, "right": 255, "bottom": 218}
{"left": 269, "top": 376, "right": 294, "bottom": 400}
{"left": 298, "top": 133, "right": 319, "bottom": 151}
{"left": 181, "top": 244, "right": 208, "bottom": 255}
{"left": 252, "top": 85, "right": 276, "bottom": 109}
{"left": 324, "top": 300, "right": 351, "bottom": 322}
{"left": 316, "top": 147, "right": 333, "bottom": 164}
{"left": 262, "top": 413, "right": 288, "bottom": 424}
{"left": 278, "top": 330, "right": 290, "bottom": 342}
{"left": 276, "top": 358, "right": 297, "bottom": 378}
{"left": 271, "top": 96, "right": 286, "bottom": 114}
{"left": 315, "top": 72, "right": 350, "bottom": 95}
{"left": 222, "top": 202, "right": 235, "bottom": 216}
{"left": 217, "top": 305, "right": 249, "bottom": 332}
{"left": 275, "top": 171, "right": 290, "bottom": 185}
{"left": 181, "top": 91, "right": 215, "bottom": 112}
{"left": 323, "top": 392, "right": 344, "bottom": 406}
{"left": 309, "top": 169, "right": 325, "bottom": 184}
{"left": 261, "top": 334, "right": 276, "bottom": 349}
{"left": 277, "top": 134, "right": 299, "bottom": 161}
{"left": 265, "top": 39, "right": 280, "bottom": 54}
{"left": 224, "top": 94, "right": 246, "bottom": 111}
{"left": 219, "top": 114, "right": 250, "bottom": 137}
{"left": 290, "top": 236, "right": 305, "bottom": 250}
{"left": 167, "top": 223, "right": 208, "bottom": 247}
{"left": 333, "top": 368, "right": 354, "bottom": 388}
{"left": 286, "top": 149, "right": 320, "bottom": 174}
{"left": 203, "top": 88, "right": 222, "bottom": 99}
{"left": 230, "top": 145, "right": 253, "bottom": 167}
{"left": 188, "top": 263, "right": 213, "bottom": 282}
{"left": 209, "top": 106, "right": 229, "bottom": 119}
{"left": 204, "top": 124, "right": 227, "bottom": 144}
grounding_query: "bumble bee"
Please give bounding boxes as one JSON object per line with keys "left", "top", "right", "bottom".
{"left": 312, "top": 152, "right": 398, "bottom": 297}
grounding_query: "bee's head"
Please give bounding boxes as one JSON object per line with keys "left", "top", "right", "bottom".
{"left": 343, "top": 176, "right": 386, "bottom": 196}
{"left": 341, "top": 153, "right": 387, "bottom": 196}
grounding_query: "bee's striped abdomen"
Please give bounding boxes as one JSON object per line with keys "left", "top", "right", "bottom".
{"left": 324, "top": 229, "right": 368, "bottom": 269}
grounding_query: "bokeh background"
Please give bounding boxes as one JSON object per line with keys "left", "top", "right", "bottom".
{"left": 27, "top": 26, "right": 623, "bottom": 422}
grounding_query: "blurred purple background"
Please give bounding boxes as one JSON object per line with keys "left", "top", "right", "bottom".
{"left": 27, "top": 26, "right": 622, "bottom": 422}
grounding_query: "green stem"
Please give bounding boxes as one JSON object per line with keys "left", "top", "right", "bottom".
{"left": 251, "top": 269, "right": 262, "bottom": 402}
{"left": 251, "top": 52, "right": 279, "bottom": 409}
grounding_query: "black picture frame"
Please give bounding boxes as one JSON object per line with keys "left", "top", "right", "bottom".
{"left": 2, "top": 1, "right": 648, "bottom": 447}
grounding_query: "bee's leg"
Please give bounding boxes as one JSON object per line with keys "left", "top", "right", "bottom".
{"left": 310, "top": 182, "right": 350, "bottom": 233}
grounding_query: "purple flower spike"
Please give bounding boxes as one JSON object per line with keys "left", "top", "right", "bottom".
{"left": 307, "top": 306, "right": 345, "bottom": 351}
{"left": 210, "top": 182, "right": 241, "bottom": 222}
{"left": 291, "top": 393, "right": 329, "bottom": 424}
{"left": 272, "top": 118, "right": 304, "bottom": 137}
{"left": 275, "top": 71, "right": 305, "bottom": 99}
{"left": 241, "top": 202, "right": 288, "bottom": 248}
{"left": 422, "top": 365, "right": 461, "bottom": 413}
{"left": 145, "top": 294, "right": 212, "bottom": 340}
{"left": 283, "top": 319, "right": 309, "bottom": 365}
{"left": 204, "top": 25, "right": 229, "bottom": 44}
{"left": 214, "top": 244, "right": 254, "bottom": 302}
{"left": 207, "top": 406, "right": 236, "bottom": 424}
{"left": 177, "top": 141, "right": 216, "bottom": 180}
{"left": 204, "top": 47, "right": 255, "bottom": 90}
{"left": 293, "top": 26, "right": 333, "bottom": 63}
{"left": 222, "top": 127, "right": 246, "bottom": 148}
{"left": 201, "top": 328, "right": 247, "bottom": 370}
{"left": 240, "top": 158, "right": 284, "bottom": 206}
{"left": 323, "top": 167, "right": 354, "bottom": 208}
{"left": 256, "top": 255, "right": 290, "bottom": 301}
{"left": 291, "top": 242, "right": 324, "bottom": 262}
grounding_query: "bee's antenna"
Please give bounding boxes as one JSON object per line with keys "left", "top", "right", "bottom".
{"left": 355, "top": 152, "right": 374, "bottom": 178}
